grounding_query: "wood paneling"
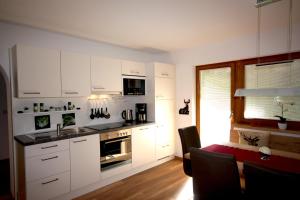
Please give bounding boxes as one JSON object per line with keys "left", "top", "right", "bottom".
{"left": 75, "top": 159, "right": 193, "bottom": 200}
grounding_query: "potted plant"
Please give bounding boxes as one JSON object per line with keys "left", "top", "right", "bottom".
{"left": 274, "top": 98, "right": 294, "bottom": 130}
{"left": 274, "top": 115, "right": 287, "bottom": 130}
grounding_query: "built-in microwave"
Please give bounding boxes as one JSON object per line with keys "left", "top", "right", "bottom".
{"left": 123, "top": 76, "right": 145, "bottom": 95}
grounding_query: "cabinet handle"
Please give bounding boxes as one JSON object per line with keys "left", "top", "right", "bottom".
{"left": 105, "top": 138, "right": 130, "bottom": 144}
{"left": 42, "top": 178, "right": 59, "bottom": 185}
{"left": 161, "top": 73, "right": 169, "bottom": 76}
{"left": 64, "top": 91, "right": 78, "bottom": 94}
{"left": 139, "top": 127, "right": 149, "bottom": 131}
{"left": 130, "top": 70, "right": 139, "bottom": 74}
{"left": 93, "top": 87, "right": 105, "bottom": 90}
{"left": 41, "top": 156, "right": 58, "bottom": 161}
{"left": 23, "top": 92, "right": 40, "bottom": 95}
{"left": 73, "top": 139, "right": 87, "bottom": 143}
{"left": 41, "top": 144, "right": 58, "bottom": 149}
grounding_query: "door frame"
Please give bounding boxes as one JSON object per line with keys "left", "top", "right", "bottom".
{"left": 0, "top": 64, "right": 14, "bottom": 197}
{"left": 195, "top": 62, "right": 236, "bottom": 136}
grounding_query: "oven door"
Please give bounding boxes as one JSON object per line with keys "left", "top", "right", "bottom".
{"left": 100, "top": 136, "right": 132, "bottom": 171}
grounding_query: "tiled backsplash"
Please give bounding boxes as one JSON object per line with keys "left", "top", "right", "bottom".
{"left": 13, "top": 95, "right": 149, "bottom": 135}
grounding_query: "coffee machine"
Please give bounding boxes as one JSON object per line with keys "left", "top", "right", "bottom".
{"left": 135, "top": 103, "right": 147, "bottom": 123}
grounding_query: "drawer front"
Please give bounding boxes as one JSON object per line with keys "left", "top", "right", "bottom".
{"left": 26, "top": 172, "right": 70, "bottom": 200}
{"left": 25, "top": 139, "right": 69, "bottom": 158}
{"left": 26, "top": 150, "right": 70, "bottom": 181}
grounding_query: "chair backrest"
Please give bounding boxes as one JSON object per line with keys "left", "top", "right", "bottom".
{"left": 190, "top": 148, "right": 242, "bottom": 200}
{"left": 243, "top": 161, "right": 300, "bottom": 199}
{"left": 178, "top": 126, "right": 201, "bottom": 156}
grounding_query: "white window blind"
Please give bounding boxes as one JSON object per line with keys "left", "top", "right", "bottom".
{"left": 244, "top": 59, "right": 300, "bottom": 121}
{"left": 200, "top": 67, "right": 231, "bottom": 146}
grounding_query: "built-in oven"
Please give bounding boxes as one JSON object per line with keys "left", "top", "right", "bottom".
{"left": 100, "top": 129, "right": 132, "bottom": 171}
{"left": 123, "top": 75, "right": 145, "bottom": 95}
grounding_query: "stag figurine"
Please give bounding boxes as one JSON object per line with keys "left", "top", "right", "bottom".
{"left": 179, "top": 99, "right": 190, "bottom": 115}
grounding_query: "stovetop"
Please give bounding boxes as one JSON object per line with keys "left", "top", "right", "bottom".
{"left": 86, "top": 121, "right": 143, "bottom": 131}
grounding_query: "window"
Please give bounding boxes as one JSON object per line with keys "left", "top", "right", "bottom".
{"left": 244, "top": 60, "right": 300, "bottom": 121}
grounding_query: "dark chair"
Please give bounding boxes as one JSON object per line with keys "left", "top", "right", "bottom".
{"left": 190, "top": 148, "right": 242, "bottom": 200}
{"left": 178, "top": 126, "right": 201, "bottom": 176}
{"left": 243, "top": 161, "right": 300, "bottom": 199}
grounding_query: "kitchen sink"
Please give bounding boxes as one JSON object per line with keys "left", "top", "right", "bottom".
{"left": 27, "top": 127, "right": 96, "bottom": 140}
{"left": 59, "top": 127, "right": 95, "bottom": 135}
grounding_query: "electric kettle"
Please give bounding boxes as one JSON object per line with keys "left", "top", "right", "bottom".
{"left": 122, "top": 109, "right": 133, "bottom": 123}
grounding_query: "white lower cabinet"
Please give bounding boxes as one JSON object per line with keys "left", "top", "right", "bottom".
{"left": 20, "top": 139, "right": 71, "bottom": 200}
{"left": 26, "top": 172, "right": 70, "bottom": 200}
{"left": 132, "top": 125, "right": 156, "bottom": 168}
{"left": 70, "top": 134, "right": 100, "bottom": 191}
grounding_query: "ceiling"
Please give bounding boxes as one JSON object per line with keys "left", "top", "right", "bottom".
{"left": 0, "top": 0, "right": 258, "bottom": 53}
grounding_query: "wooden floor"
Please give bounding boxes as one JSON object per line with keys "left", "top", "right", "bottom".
{"left": 75, "top": 159, "right": 193, "bottom": 200}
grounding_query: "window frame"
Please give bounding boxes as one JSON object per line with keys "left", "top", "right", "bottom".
{"left": 196, "top": 52, "right": 300, "bottom": 133}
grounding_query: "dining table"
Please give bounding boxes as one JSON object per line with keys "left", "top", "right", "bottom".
{"left": 184, "top": 142, "right": 300, "bottom": 176}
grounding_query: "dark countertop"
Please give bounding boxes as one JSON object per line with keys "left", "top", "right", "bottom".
{"left": 14, "top": 121, "right": 155, "bottom": 146}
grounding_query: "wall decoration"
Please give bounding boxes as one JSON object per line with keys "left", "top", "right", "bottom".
{"left": 62, "top": 113, "right": 76, "bottom": 127}
{"left": 35, "top": 115, "right": 51, "bottom": 130}
{"left": 179, "top": 99, "right": 190, "bottom": 115}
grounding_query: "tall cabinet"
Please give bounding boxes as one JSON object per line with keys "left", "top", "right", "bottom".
{"left": 153, "top": 63, "right": 176, "bottom": 160}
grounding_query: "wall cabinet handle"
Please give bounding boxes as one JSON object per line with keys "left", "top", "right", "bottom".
{"left": 41, "top": 156, "right": 58, "bottom": 161}
{"left": 23, "top": 92, "right": 40, "bottom": 95}
{"left": 161, "top": 73, "right": 169, "bottom": 76}
{"left": 93, "top": 87, "right": 105, "bottom": 90}
{"left": 42, "top": 178, "right": 59, "bottom": 185}
{"left": 64, "top": 91, "right": 78, "bottom": 94}
{"left": 41, "top": 144, "right": 58, "bottom": 149}
{"left": 73, "top": 139, "right": 87, "bottom": 143}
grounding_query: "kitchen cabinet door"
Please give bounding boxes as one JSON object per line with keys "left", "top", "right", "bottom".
{"left": 91, "top": 56, "right": 122, "bottom": 93}
{"left": 260, "top": 0, "right": 290, "bottom": 56}
{"left": 13, "top": 45, "right": 61, "bottom": 97}
{"left": 154, "top": 63, "right": 175, "bottom": 78}
{"left": 132, "top": 125, "right": 156, "bottom": 168}
{"left": 70, "top": 134, "right": 100, "bottom": 191}
{"left": 155, "top": 77, "right": 175, "bottom": 100}
{"left": 121, "top": 60, "right": 146, "bottom": 76}
{"left": 61, "top": 51, "right": 91, "bottom": 97}
{"left": 155, "top": 99, "right": 175, "bottom": 160}
{"left": 292, "top": 0, "right": 300, "bottom": 52}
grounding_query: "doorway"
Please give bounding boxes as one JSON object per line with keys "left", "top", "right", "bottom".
{"left": 196, "top": 62, "right": 235, "bottom": 147}
{"left": 0, "top": 65, "right": 13, "bottom": 199}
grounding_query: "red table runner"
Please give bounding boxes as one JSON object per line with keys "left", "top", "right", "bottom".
{"left": 202, "top": 144, "right": 300, "bottom": 174}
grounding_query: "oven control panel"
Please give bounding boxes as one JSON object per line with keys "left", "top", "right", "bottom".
{"left": 100, "top": 129, "right": 132, "bottom": 141}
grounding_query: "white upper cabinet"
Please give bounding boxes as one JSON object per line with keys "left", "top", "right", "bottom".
{"left": 13, "top": 45, "right": 61, "bottom": 98}
{"left": 91, "top": 56, "right": 122, "bottom": 94}
{"left": 61, "top": 51, "right": 91, "bottom": 97}
{"left": 154, "top": 62, "right": 175, "bottom": 78}
{"left": 155, "top": 77, "right": 175, "bottom": 100}
{"left": 122, "top": 60, "right": 146, "bottom": 76}
{"left": 260, "top": 0, "right": 291, "bottom": 56}
{"left": 154, "top": 63, "right": 175, "bottom": 99}
{"left": 292, "top": 0, "right": 300, "bottom": 52}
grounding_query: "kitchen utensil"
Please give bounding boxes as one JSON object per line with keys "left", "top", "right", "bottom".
{"left": 96, "top": 108, "right": 100, "bottom": 118}
{"left": 104, "top": 107, "right": 110, "bottom": 119}
{"left": 90, "top": 108, "right": 94, "bottom": 120}
{"left": 100, "top": 107, "right": 104, "bottom": 118}
{"left": 122, "top": 109, "right": 133, "bottom": 123}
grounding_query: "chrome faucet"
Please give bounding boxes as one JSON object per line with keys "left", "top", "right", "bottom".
{"left": 57, "top": 123, "right": 62, "bottom": 137}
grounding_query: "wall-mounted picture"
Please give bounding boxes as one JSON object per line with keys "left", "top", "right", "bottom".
{"left": 35, "top": 115, "right": 51, "bottom": 130}
{"left": 62, "top": 113, "right": 76, "bottom": 127}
